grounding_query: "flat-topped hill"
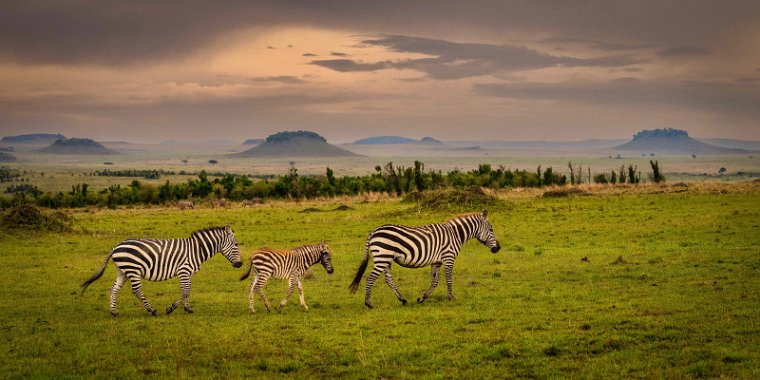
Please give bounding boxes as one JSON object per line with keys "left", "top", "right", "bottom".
{"left": 37, "top": 138, "right": 119, "bottom": 155}
{"left": 233, "top": 131, "right": 359, "bottom": 157}
{"left": 615, "top": 128, "right": 747, "bottom": 154}
{"left": 1, "top": 133, "right": 65, "bottom": 144}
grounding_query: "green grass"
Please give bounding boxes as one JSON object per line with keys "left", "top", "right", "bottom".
{"left": 1, "top": 184, "right": 759, "bottom": 378}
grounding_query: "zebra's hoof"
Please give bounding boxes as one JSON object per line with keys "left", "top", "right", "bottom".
{"left": 150, "top": 310, "right": 158, "bottom": 317}
{"left": 110, "top": 311, "right": 118, "bottom": 317}
{"left": 417, "top": 297, "right": 425, "bottom": 304}
{"left": 401, "top": 299, "right": 407, "bottom": 305}
{"left": 184, "top": 308, "right": 193, "bottom": 314}
{"left": 166, "top": 307, "right": 174, "bottom": 315}
{"left": 364, "top": 302, "right": 374, "bottom": 309}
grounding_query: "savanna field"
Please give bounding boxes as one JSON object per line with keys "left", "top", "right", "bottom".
{"left": 1, "top": 182, "right": 759, "bottom": 379}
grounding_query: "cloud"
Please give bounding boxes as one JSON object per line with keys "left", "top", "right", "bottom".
{"left": 302, "top": 53, "right": 318, "bottom": 57}
{"left": 310, "top": 59, "right": 392, "bottom": 72}
{"left": 311, "top": 35, "right": 647, "bottom": 79}
{"left": 473, "top": 78, "right": 760, "bottom": 119}
{"left": 656, "top": 46, "right": 712, "bottom": 57}
{"left": 330, "top": 51, "right": 350, "bottom": 57}
{"left": 250, "top": 76, "right": 307, "bottom": 84}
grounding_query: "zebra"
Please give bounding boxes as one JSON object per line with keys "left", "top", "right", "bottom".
{"left": 239, "top": 242, "right": 334, "bottom": 313}
{"left": 81, "top": 225, "right": 243, "bottom": 316}
{"left": 349, "top": 210, "right": 500, "bottom": 308}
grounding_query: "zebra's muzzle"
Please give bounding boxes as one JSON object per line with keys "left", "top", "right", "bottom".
{"left": 491, "top": 244, "right": 501, "bottom": 253}
{"left": 233, "top": 261, "right": 243, "bottom": 268}
{"left": 327, "top": 268, "right": 334, "bottom": 274}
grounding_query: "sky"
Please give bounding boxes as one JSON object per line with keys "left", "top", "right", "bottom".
{"left": 1, "top": 1, "right": 759, "bottom": 144}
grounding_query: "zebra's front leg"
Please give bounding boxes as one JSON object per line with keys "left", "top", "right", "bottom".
{"left": 444, "top": 261, "right": 456, "bottom": 300}
{"left": 277, "top": 277, "right": 298, "bottom": 312}
{"left": 129, "top": 278, "right": 158, "bottom": 316}
{"left": 384, "top": 267, "right": 407, "bottom": 305}
{"left": 297, "top": 279, "right": 308, "bottom": 310}
{"left": 109, "top": 271, "right": 127, "bottom": 317}
{"left": 418, "top": 263, "right": 441, "bottom": 304}
{"left": 167, "top": 273, "right": 193, "bottom": 315}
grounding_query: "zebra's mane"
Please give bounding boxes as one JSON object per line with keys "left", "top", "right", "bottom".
{"left": 190, "top": 226, "right": 228, "bottom": 238}
{"left": 444, "top": 212, "right": 481, "bottom": 224}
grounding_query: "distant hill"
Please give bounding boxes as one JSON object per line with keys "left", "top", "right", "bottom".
{"left": 353, "top": 136, "right": 445, "bottom": 145}
{"left": 38, "top": 138, "right": 119, "bottom": 155}
{"left": 615, "top": 128, "right": 747, "bottom": 154}
{"left": 233, "top": 131, "right": 359, "bottom": 157}
{"left": 419, "top": 137, "right": 445, "bottom": 145}
{"left": 1, "top": 133, "right": 65, "bottom": 143}
{"left": 243, "top": 139, "right": 265, "bottom": 145}
{"left": 0, "top": 152, "right": 16, "bottom": 162}
{"left": 354, "top": 136, "right": 418, "bottom": 145}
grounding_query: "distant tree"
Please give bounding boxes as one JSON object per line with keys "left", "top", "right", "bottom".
{"left": 568, "top": 162, "right": 575, "bottom": 185}
{"left": 593, "top": 173, "right": 608, "bottom": 184}
{"left": 627, "top": 165, "right": 640, "bottom": 184}
{"left": 209, "top": 159, "right": 218, "bottom": 165}
{"left": 610, "top": 170, "right": 617, "bottom": 184}
{"left": 650, "top": 160, "right": 664, "bottom": 183}
{"left": 619, "top": 166, "right": 626, "bottom": 184}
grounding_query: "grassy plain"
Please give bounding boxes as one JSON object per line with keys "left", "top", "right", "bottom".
{"left": 1, "top": 182, "right": 758, "bottom": 378}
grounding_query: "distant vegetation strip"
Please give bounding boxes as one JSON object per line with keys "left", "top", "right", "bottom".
{"left": 2, "top": 161, "right": 661, "bottom": 209}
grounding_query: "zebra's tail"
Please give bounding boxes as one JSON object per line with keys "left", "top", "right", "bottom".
{"left": 239, "top": 257, "right": 254, "bottom": 281}
{"left": 349, "top": 241, "right": 370, "bottom": 294}
{"left": 80, "top": 250, "right": 115, "bottom": 296}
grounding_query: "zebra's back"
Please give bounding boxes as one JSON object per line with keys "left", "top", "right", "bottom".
{"left": 111, "top": 238, "right": 191, "bottom": 281}
{"left": 250, "top": 248, "right": 309, "bottom": 279}
{"left": 368, "top": 223, "right": 453, "bottom": 268}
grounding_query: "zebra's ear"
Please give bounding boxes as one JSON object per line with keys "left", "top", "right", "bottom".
{"left": 225, "top": 225, "right": 233, "bottom": 233}
{"left": 482, "top": 209, "right": 489, "bottom": 218}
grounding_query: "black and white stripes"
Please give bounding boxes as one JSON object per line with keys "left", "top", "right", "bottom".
{"left": 81, "top": 225, "right": 242, "bottom": 316}
{"left": 349, "top": 210, "right": 500, "bottom": 308}
{"left": 240, "top": 242, "right": 333, "bottom": 312}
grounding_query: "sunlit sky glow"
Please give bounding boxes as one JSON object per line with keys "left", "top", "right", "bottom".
{"left": 1, "top": 1, "right": 758, "bottom": 143}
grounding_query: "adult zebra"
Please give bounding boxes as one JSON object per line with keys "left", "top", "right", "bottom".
{"left": 240, "top": 242, "right": 333, "bottom": 312}
{"left": 349, "top": 210, "right": 500, "bottom": 308}
{"left": 81, "top": 225, "right": 243, "bottom": 316}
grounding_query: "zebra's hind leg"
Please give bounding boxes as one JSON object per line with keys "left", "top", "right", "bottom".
{"left": 418, "top": 263, "right": 442, "bottom": 304}
{"left": 129, "top": 277, "right": 158, "bottom": 316}
{"left": 109, "top": 271, "right": 127, "bottom": 317}
{"left": 277, "top": 277, "right": 298, "bottom": 312}
{"left": 297, "top": 279, "right": 308, "bottom": 310}
{"left": 384, "top": 267, "right": 407, "bottom": 305}
{"left": 167, "top": 272, "right": 192, "bottom": 315}
{"left": 363, "top": 262, "right": 388, "bottom": 309}
{"left": 253, "top": 275, "right": 272, "bottom": 312}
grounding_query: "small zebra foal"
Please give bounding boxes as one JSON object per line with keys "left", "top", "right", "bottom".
{"left": 81, "top": 226, "right": 243, "bottom": 316}
{"left": 240, "top": 242, "right": 334, "bottom": 312}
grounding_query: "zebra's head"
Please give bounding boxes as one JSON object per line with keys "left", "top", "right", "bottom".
{"left": 220, "top": 225, "right": 243, "bottom": 268}
{"left": 318, "top": 242, "right": 334, "bottom": 274}
{"left": 476, "top": 210, "right": 501, "bottom": 253}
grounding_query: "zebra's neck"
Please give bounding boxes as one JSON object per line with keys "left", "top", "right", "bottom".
{"left": 444, "top": 214, "right": 479, "bottom": 245}
{"left": 190, "top": 234, "right": 222, "bottom": 261}
{"left": 295, "top": 245, "right": 322, "bottom": 265}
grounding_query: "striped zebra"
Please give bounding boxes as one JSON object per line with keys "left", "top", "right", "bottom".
{"left": 239, "top": 242, "right": 334, "bottom": 312}
{"left": 81, "top": 226, "right": 243, "bottom": 316}
{"left": 349, "top": 210, "right": 500, "bottom": 308}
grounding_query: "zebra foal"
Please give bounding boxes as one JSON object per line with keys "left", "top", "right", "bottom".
{"left": 81, "top": 226, "right": 243, "bottom": 316}
{"left": 349, "top": 210, "right": 501, "bottom": 308}
{"left": 240, "top": 242, "right": 334, "bottom": 312}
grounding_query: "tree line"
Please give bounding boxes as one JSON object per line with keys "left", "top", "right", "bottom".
{"left": 1, "top": 160, "right": 663, "bottom": 209}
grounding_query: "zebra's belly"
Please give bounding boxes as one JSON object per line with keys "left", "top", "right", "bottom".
{"left": 393, "top": 253, "right": 441, "bottom": 268}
